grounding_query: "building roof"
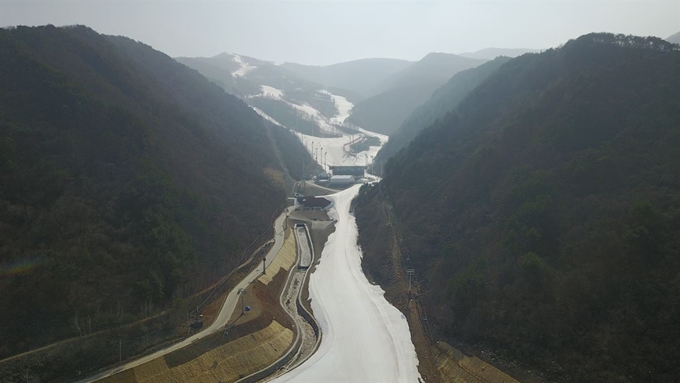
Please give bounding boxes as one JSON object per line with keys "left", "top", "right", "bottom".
{"left": 329, "top": 175, "right": 355, "bottom": 181}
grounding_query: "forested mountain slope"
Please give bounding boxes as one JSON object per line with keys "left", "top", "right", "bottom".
{"left": 459, "top": 47, "right": 539, "bottom": 60}
{"left": 177, "top": 52, "right": 359, "bottom": 137}
{"left": 0, "top": 25, "right": 310, "bottom": 358}
{"left": 346, "top": 53, "right": 485, "bottom": 135}
{"left": 356, "top": 33, "right": 680, "bottom": 382}
{"left": 374, "top": 56, "right": 512, "bottom": 167}
{"left": 280, "top": 58, "right": 413, "bottom": 99}
{"left": 370, "top": 52, "right": 486, "bottom": 95}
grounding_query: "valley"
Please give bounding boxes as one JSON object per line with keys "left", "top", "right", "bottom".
{"left": 0, "top": 15, "right": 678, "bottom": 383}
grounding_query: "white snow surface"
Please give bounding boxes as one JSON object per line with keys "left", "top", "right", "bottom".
{"left": 251, "top": 107, "right": 284, "bottom": 127}
{"left": 320, "top": 90, "right": 353, "bottom": 125}
{"left": 296, "top": 131, "right": 383, "bottom": 168}
{"left": 261, "top": 85, "right": 283, "bottom": 99}
{"left": 291, "top": 90, "right": 388, "bottom": 169}
{"left": 271, "top": 185, "right": 422, "bottom": 383}
{"left": 232, "top": 54, "right": 255, "bottom": 77}
{"left": 285, "top": 99, "right": 339, "bottom": 134}
{"left": 249, "top": 87, "right": 387, "bottom": 170}
{"left": 296, "top": 125, "right": 388, "bottom": 169}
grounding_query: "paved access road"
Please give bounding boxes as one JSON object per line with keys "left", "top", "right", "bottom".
{"left": 78, "top": 210, "right": 289, "bottom": 383}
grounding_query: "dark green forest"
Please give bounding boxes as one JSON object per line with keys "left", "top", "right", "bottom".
{"left": 347, "top": 53, "right": 486, "bottom": 135}
{"left": 373, "top": 56, "right": 511, "bottom": 167}
{"left": 345, "top": 85, "right": 436, "bottom": 135}
{"left": 0, "top": 25, "right": 310, "bottom": 360}
{"left": 356, "top": 33, "right": 680, "bottom": 382}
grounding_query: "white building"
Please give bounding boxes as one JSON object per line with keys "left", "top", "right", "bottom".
{"left": 328, "top": 175, "right": 355, "bottom": 187}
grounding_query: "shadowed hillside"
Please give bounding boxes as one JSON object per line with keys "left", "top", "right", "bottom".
{"left": 356, "top": 33, "right": 680, "bottom": 382}
{"left": 346, "top": 53, "right": 486, "bottom": 135}
{"left": 374, "top": 56, "right": 513, "bottom": 167}
{"left": 281, "top": 58, "right": 413, "bottom": 99}
{"left": 0, "top": 25, "right": 311, "bottom": 361}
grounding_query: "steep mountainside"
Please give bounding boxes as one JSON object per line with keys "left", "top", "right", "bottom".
{"left": 356, "top": 33, "right": 680, "bottom": 382}
{"left": 370, "top": 52, "right": 486, "bottom": 95}
{"left": 374, "top": 56, "right": 512, "bottom": 167}
{"left": 346, "top": 53, "right": 486, "bottom": 135}
{"left": 177, "top": 53, "right": 358, "bottom": 137}
{"left": 459, "top": 47, "right": 540, "bottom": 60}
{"left": 280, "top": 58, "right": 413, "bottom": 99}
{"left": 0, "top": 25, "right": 311, "bottom": 359}
{"left": 667, "top": 31, "right": 680, "bottom": 44}
{"left": 342, "top": 85, "right": 435, "bottom": 136}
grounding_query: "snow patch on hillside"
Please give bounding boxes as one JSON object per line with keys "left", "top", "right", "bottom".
{"left": 285, "top": 100, "right": 339, "bottom": 135}
{"left": 251, "top": 107, "right": 284, "bottom": 127}
{"left": 320, "top": 90, "right": 352, "bottom": 125}
{"left": 232, "top": 54, "right": 255, "bottom": 77}
{"left": 261, "top": 85, "right": 284, "bottom": 99}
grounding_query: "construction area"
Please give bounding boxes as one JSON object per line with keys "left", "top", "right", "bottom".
{"left": 94, "top": 197, "right": 334, "bottom": 383}
{"left": 91, "top": 181, "right": 523, "bottom": 383}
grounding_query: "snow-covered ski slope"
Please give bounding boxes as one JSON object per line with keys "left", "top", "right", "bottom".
{"left": 232, "top": 54, "right": 255, "bottom": 77}
{"left": 271, "top": 185, "right": 422, "bottom": 382}
{"left": 253, "top": 85, "right": 386, "bottom": 169}
{"left": 296, "top": 130, "right": 385, "bottom": 168}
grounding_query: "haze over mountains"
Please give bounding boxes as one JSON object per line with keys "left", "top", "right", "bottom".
{"left": 1, "top": 16, "right": 679, "bottom": 383}
{"left": 280, "top": 58, "right": 413, "bottom": 98}
{"left": 180, "top": 50, "right": 495, "bottom": 137}
{"left": 458, "top": 47, "right": 540, "bottom": 60}
{"left": 667, "top": 31, "right": 680, "bottom": 44}
{"left": 373, "top": 56, "right": 513, "bottom": 167}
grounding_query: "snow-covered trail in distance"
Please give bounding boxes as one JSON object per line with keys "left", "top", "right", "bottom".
{"left": 271, "top": 185, "right": 422, "bottom": 383}
{"left": 295, "top": 90, "right": 387, "bottom": 169}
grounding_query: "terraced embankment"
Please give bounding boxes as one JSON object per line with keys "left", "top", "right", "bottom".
{"left": 97, "top": 231, "right": 302, "bottom": 383}
{"left": 100, "top": 321, "right": 294, "bottom": 383}
{"left": 264, "top": 223, "right": 320, "bottom": 381}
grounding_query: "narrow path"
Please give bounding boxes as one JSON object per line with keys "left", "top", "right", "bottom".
{"left": 78, "top": 211, "right": 290, "bottom": 383}
{"left": 260, "top": 224, "right": 320, "bottom": 382}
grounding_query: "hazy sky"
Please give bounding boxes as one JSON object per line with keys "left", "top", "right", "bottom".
{"left": 1, "top": 0, "right": 678, "bottom": 65}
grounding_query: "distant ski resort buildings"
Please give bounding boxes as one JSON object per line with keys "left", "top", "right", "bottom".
{"left": 328, "top": 165, "right": 366, "bottom": 177}
{"left": 328, "top": 175, "right": 356, "bottom": 187}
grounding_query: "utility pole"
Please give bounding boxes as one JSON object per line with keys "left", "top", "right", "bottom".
{"left": 238, "top": 288, "right": 246, "bottom": 314}
{"left": 263, "top": 256, "right": 267, "bottom": 275}
{"left": 406, "top": 269, "right": 415, "bottom": 299}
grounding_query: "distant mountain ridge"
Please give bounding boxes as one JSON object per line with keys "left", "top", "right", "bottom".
{"left": 176, "top": 52, "right": 359, "bottom": 138}
{"left": 373, "top": 56, "right": 513, "bottom": 167}
{"left": 459, "top": 47, "right": 540, "bottom": 60}
{"left": 346, "top": 52, "right": 486, "bottom": 135}
{"left": 280, "top": 58, "right": 413, "bottom": 99}
{"left": 667, "top": 31, "right": 680, "bottom": 44}
{"left": 370, "top": 52, "right": 487, "bottom": 95}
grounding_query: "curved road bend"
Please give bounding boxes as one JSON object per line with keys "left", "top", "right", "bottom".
{"left": 78, "top": 210, "right": 290, "bottom": 383}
